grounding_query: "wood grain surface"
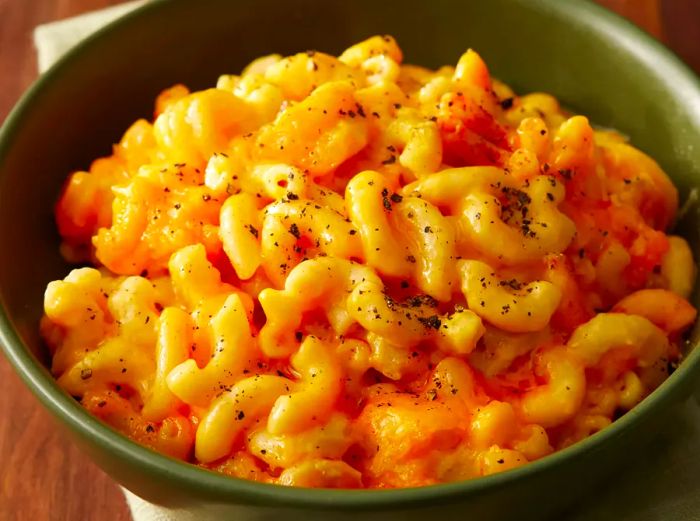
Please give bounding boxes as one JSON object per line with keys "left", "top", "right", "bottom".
{"left": 0, "top": 1, "right": 697, "bottom": 520}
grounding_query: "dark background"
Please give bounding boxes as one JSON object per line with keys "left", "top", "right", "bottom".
{"left": 0, "top": 0, "right": 698, "bottom": 519}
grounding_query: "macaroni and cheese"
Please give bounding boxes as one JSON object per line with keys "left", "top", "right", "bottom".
{"left": 42, "top": 36, "right": 697, "bottom": 488}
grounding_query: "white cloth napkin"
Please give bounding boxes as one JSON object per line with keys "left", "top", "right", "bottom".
{"left": 34, "top": 1, "right": 146, "bottom": 73}
{"left": 34, "top": 4, "right": 700, "bottom": 521}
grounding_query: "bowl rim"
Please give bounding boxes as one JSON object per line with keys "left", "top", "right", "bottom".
{"left": 1, "top": 0, "right": 700, "bottom": 510}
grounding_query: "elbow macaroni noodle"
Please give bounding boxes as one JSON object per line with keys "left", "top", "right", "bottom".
{"left": 42, "top": 36, "right": 697, "bottom": 489}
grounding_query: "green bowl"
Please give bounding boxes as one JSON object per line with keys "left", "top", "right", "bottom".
{"left": 1, "top": 0, "right": 699, "bottom": 519}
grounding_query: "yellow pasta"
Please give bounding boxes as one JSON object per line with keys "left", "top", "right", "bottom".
{"left": 43, "top": 35, "right": 696, "bottom": 489}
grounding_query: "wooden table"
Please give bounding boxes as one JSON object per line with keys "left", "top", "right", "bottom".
{"left": 0, "top": 1, "right": 698, "bottom": 519}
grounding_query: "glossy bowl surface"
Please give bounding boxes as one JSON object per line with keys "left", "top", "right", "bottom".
{"left": 1, "top": 1, "right": 699, "bottom": 519}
